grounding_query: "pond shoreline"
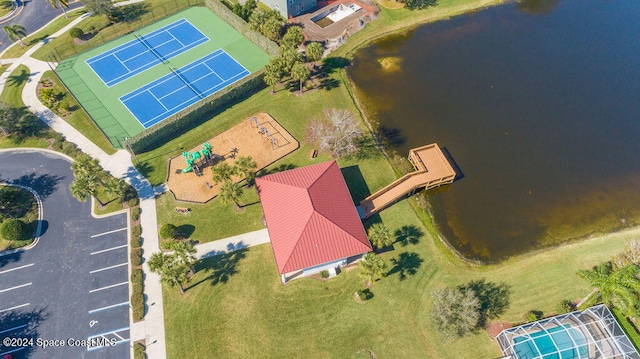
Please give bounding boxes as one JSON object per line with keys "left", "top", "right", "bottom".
{"left": 339, "top": 0, "right": 640, "bottom": 267}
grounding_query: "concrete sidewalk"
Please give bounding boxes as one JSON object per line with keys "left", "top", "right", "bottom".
{"left": 3, "top": 7, "right": 168, "bottom": 359}
{"left": 196, "top": 228, "right": 271, "bottom": 259}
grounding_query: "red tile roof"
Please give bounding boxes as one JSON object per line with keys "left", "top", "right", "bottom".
{"left": 256, "top": 160, "right": 372, "bottom": 274}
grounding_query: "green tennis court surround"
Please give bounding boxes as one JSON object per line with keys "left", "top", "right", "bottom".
{"left": 55, "top": 7, "right": 270, "bottom": 148}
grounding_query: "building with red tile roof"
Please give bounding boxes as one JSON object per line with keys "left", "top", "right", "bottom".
{"left": 256, "top": 160, "right": 372, "bottom": 283}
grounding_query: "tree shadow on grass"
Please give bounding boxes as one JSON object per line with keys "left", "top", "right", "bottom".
{"left": 458, "top": 278, "right": 511, "bottom": 328}
{"left": 176, "top": 224, "right": 195, "bottom": 239}
{"left": 394, "top": 225, "right": 423, "bottom": 247}
{"left": 6, "top": 68, "right": 30, "bottom": 87}
{"left": 387, "top": 252, "right": 423, "bottom": 281}
{"left": 188, "top": 248, "right": 248, "bottom": 289}
{"left": 11, "top": 173, "right": 63, "bottom": 200}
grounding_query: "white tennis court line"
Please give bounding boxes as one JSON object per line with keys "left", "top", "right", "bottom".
{"left": 202, "top": 62, "right": 225, "bottom": 82}
{"left": 167, "top": 29, "right": 186, "bottom": 47}
{"left": 149, "top": 91, "right": 170, "bottom": 111}
{"left": 112, "top": 53, "right": 132, "bottom": 71}
{"left": 90, "top": 262, "right": 127, "bottom": 274}
{"left": 91, "top": 227, "right": 127, "bottom": 238}
{"left": 88, "top": 301, "right": 129, "bottom": 314}
{"left": 86, "top": 18, "right": 209, "bottom": 87}
{"left": 89, "top": 281, "right": 128, "bottom": 293}
{"left": 90, "top": 244, "right": 127, "bottom": 256}
{"left": 0, "top": 303, "right": 29, "bottom": 313}
{"left": 0, "top": 263, "right": 34, "bottom": 274}
{"left": 0, "top": 283, "right": 32, "bottom": 293}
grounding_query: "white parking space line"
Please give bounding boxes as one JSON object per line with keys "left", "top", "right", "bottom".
{"left": 87, "top": 326, "right": 130, "bottom": 351}
{"left": 89, "top": 282, "right": 128, "bottom": 293}
{"left": 0, "top": 324, "right": 27, "bottom": 334}
{"left": 88, "top": 301, "right": 129, "bottom": 314}
{"left": 90, "top": 263, "right": 127, "bottom": 274}
{"left": 0, "top": 303, "right": 30, "bottom": 313}
{"left": 0, "top": 282, "right": 32, "bottom": 293}
{"left": 0, "top": 263, "right": 34, "bottom": 274}
{"left": 90, "top": 244, "right": 127, "bottom": 256}
{"left": 90, "top": 227, "right": 127, "bottom": 238}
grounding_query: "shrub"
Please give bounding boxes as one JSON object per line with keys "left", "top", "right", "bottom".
{"left": 131, "top": 291, "right": 144, "bottom": 316}
{"left": 159, "top": 224, "right": 177, "bottom": 239}
{"left": 1, "top": 219, "right": 27, "bottom": 241}
{"left": 356, "top": 289, "right": 373, "bottom": 301}
{"left": 131, "top": 224, "right": 141, "bottom": 238}
{"left": 130, "top": 247, "right": 142, "bottom": 267}
{"left": 524, "top": 310, "right": 543, "bottom": 323}
{"left": 134, "top": 342, "right": 146, "bottom": 359}
{"left": 556, "top": 299, "right": 574, "bottom": 314}
{"left": 131, "top": 268, "right": 143, "bottom": 284}
{"left": 130, "top": 235, "right": 142, "bottom": 248}
{"left": 127, "top": 195, "right": 139, "bottom": 207}
{"left": 69, "top": 27, "right": 83, "bottom": 39}
{"left": 131, "top": 207, "right": 141, "bottom": 221}
{"left": 320, "top": 270, "right": 329, "bottom": 278}
{"left": 159, "top": 239, "right": 175, "bottom": 250}
{"left": 61, "top": 141, "right": 79, "bottom": 157}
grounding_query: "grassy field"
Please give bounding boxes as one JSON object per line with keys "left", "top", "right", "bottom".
{"left": 0, "top": 9, "right": 86, "bottom": 59}
{"left": 138, "top": 0, "right": 640, "bottom": 357}
{"left": 163, "top": 197, "right": 638, "bottom": 358}
{"left": 39, "top": 71, "right": 116, "bottom": 154}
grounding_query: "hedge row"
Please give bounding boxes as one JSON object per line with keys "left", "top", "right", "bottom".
{"left": 131, "top": 268, "right": 145, "bottom": 322}
{"left": 128, "top": 69, "right": 265, "bottom": 153}
{"left": 204, "top": 0, "right": 279, "bottom": 57}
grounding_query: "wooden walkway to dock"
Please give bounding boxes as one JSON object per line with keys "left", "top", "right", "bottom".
{"left": 360, "top": 143, "right": 456, "bottom": 218}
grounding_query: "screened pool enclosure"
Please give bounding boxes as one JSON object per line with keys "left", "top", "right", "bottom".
{"left": 496, "top": 305, "right": 640, "bottom": 359}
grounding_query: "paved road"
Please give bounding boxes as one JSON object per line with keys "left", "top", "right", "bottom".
{"left": 0, "top": 150, "right": 130, "bottom": 359}
{"left": 0, "top": 0, "right": 84, "bottom": 52}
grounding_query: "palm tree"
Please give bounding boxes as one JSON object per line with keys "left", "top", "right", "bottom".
{"left": 103, "top": 176, "right": 128, "bottom": 203}
{"left": 233, "top": 156, "right": 257, "bottom": 187}
{"left": 211, "top": 161, "right": 234, "bottom": 185}
{"left": 148, "top": 252, "right": 189, "bottom": 294}
{"left": 291, "top": 61, "right": 310, "bottom": 92}
{"left": 367, "top": 223, "right": 393, "bottom": 250}
{"left": 71, "top": 154, "right": 103, "bottom": 179}
{"left": 69, "top": 174, "right": 102, "bottom": 205}
{"left": 3, "top": 24, "right": 27, "bottom": 46}
{"left": 577, "top": 262, "right": 640, "bottom": 316}
{"left": 264, "top": 65, "right": 281, "bottom": 94}
{"left": 218, "top": 180, "right": 243, "bottom": 211}
{"left": 168, "top": 241, "right": 197, "bottom": 275}
{"left": 305, "top": 42, "right": 324, "bottom": 70}
{"left": 47, "top": 0, "right": 69, "bottom": 18}
{"left": 359, "top": 252, "right": 387, "bottom": 286}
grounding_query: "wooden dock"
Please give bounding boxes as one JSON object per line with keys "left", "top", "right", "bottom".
{"left": 360, "top": 143, "right": 456, "bottom": 218}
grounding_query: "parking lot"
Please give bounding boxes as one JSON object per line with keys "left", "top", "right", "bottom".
{"left": 0, "top": 151, "right": 131, "bottom": 359}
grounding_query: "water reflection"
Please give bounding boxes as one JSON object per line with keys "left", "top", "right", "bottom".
{"left": 348, "top": 0, "right": 640, "bottom": 262}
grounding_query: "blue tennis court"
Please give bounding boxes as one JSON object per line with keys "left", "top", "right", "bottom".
{"left": 86, "top": 18, "right": 208, "bottom": 87}
{"left": 120, "top": 49, "right": 250, "bottom": 128}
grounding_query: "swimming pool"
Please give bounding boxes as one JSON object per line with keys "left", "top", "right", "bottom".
{"left": 513, "top": 325, "right": 589, "bottom": 359}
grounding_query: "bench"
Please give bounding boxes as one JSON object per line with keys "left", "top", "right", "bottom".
{"left": 175, "top": 207, "right": 190, "bottom": 214}
{"left": 309, "top": 149, "right": 318, "bottom": 159}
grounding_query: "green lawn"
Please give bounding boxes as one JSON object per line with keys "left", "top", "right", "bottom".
{"left": 150, "top": 0, "right": 640, "bottom": 357}
{"left": 39, "top": 71, "right": 116, "bottom": 154}
{"left": 164, "top": 197, "right": 637, "bottom": 358}
{"left": 0, "top": 65, "right": 29, "bottom": 106}
{"left": 0, "top": 9, "right": 86, "bottom": 59}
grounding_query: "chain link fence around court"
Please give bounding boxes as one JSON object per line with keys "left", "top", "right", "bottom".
{"left": 46, "top": 0, "right": 205, "bottom": 148}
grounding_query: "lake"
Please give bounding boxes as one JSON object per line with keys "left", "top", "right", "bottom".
{"left": 348, "top": 0, "right": 640, "bottom": 262}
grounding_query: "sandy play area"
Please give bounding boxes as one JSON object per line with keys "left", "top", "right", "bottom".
{"left": 166, "top": 113, "right": 299, "bottom": 203}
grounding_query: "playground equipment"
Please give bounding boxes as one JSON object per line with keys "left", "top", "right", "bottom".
{"left": 180, "top": 142, "right": 217, "bottom": 176}
{"left": 250, "top": 118, "right": 278, "bottom": 150}
{"left": 359, "top": 144, "right": 456, "bottom": 218}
